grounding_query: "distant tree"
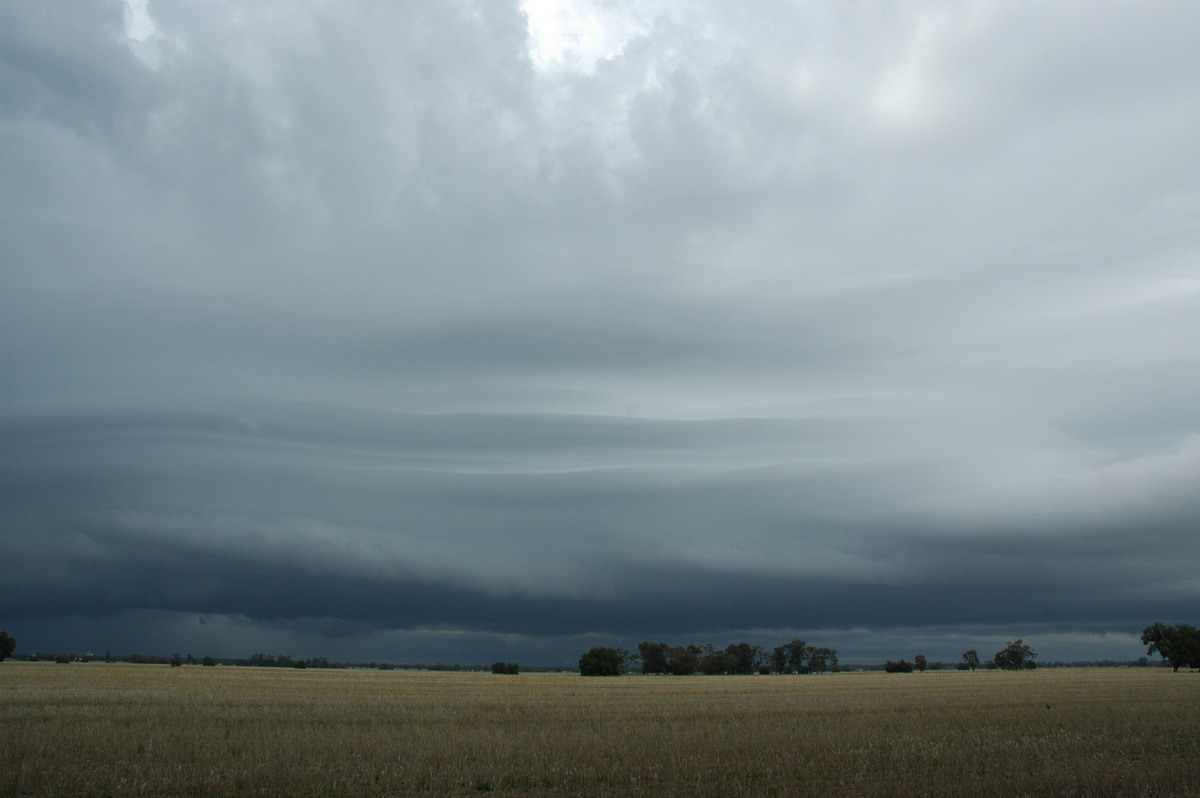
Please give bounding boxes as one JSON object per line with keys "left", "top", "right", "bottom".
{"left": 698, "top": 644, "right": 730, "bottom": 675}
{"left": 791, "top": 639, "right": 813, "bottom": 673}
{"left": 724, "top": 642, "right": 761, "bottom": 675}
{"left": 638, "top": 641, "right": 670, "bottom": 674}
{"left": 202, "top": 655, "right": 217, "bottom": 667}
{"left": 914, "top": 655, "right": 928, "bottom": 673}
{"left": 885, "top": 659, "right": 914, "bottom": 673}
{"left": 808, "top": 647, "right": 838, "bottom": 674}
{"left": 993, "top": 640, "right": 1038, "bottom": 671}
{"left": 1141, "top": 623, "right": 1200, "bottom": 672}
{"left": 770, "top": 645, "right": 788, "bottom": 674}
{"left": 0, "top": 631, "right": 15, "bottom": 662}
{"left": 962, "top": 650, "right": 980, "bottom": 672}
{"left": 579, "top": 647, "right": 625, "bottom": 676}
{"left": 131, "top": 653, "right": 167, "bottom": 665}
{"left": 170, "top": 652, "right": 183, "bottom": 667}
{"left": 667, "top": 646, "right": 698, "bottom": 676}
{"left": 491, "top": 661, "right": 519, "bottom": 675}
{"left": 773, "top": 639, "right": 809, "bottom": 674}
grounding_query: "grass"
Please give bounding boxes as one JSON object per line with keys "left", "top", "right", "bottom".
{"left": 2, "top": 662, "right": 1197, "bottom": 796}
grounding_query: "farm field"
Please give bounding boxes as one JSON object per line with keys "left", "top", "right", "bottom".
{"left": 2, "top": 662, "right": 1197, "bottom": 796}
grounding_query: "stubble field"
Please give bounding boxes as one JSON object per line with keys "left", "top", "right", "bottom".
{"left": 1, "top": 662, "right": 1197, "bottom": 796}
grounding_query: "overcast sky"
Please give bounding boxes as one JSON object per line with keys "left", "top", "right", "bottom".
{"left": 3, "top": 0, "right": 1199, "bottom": 667}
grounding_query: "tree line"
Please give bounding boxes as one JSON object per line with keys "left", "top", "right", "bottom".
{"left": 3, "top": 623, "right": 1197, "bottom": 673}
{"left": 580, "top": 638, "right": 840, "bottom": 677}
{"left": 580, "top": 626, "right": 1200, "bottom": 677}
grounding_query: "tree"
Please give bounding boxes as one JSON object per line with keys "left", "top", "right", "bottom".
{"left": 773, "top": 639, "right": 809, "bottom": 674}
{"left": 770, "top": 645, "right": 788, "bottom": 674}
{"left": 666, "top": 646, "right": 698, "bottom": 676}
{"left": 698, "top": 644, "right": 730, "bottom": 675}
{"left": 0, "top": 631, "right": 15, "bottom": 662}
{"left": 1141, "top": 623, "right": 1200, "bottom": 672}
{"left": 491, "top": 661, "right": 519, "bottom": 675}
{"left": 884, "top": 659, "right": 914, "bottom": 673}
{"left": 579, "top": 647, "right": 625, "bottom": 676}
{"left": 914, "top": 654, "right": 927, "bottom": 673}
{"left": 808, "top": 647, "right": 838, "bottom": 674}
{"left": 962, "top": 650, "right": 980, "bottom": 672}
{"left": 724, "top": 642, "right": 760, "bottom": 675}
{"left": 993, "top": 639, "right": 1038, "bottom": 671}
{"left": 638, "top": 641, "right": 670, "bottom": 674}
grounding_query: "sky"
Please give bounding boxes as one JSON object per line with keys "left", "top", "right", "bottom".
{"left": 2, "top": 0, "right": 1199, "bottom": 668}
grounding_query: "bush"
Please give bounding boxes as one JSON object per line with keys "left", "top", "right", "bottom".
{"left": 884, "top": 659, "right": 914, "bottom": 673}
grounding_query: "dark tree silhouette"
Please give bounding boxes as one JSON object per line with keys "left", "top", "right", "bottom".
{"left": 1141, "top": 623, "right": 1200, "bottom": 672}
{"left": 638, "top": 641, "right": 670, "bottom": 674}
{"left": 993, "top": 640, "right": 1038, "bottom": 671}
{"left": 579, "top": 647, "right": 625, "bottom": 676}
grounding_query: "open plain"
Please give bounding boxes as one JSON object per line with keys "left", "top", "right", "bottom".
{"left": 2, "top": 662, "right": 1197, "bottom": 796}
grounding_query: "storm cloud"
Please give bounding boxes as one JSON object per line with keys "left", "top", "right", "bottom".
{"left": 3, "top": 0, "right": 1198, "bottom": 665}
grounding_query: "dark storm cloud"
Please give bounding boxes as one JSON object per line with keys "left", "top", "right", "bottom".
{"left": 3, "top": 0, "right": 1199, "bottom": 664}
{"left": 5, "top": 408, "right": 1198, "bottom": 660}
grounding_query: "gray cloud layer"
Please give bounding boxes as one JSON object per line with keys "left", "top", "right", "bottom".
{"left": 3, "top": 0, "right": 1198, "bottom": 664}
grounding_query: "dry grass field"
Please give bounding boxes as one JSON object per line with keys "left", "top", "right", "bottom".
{"left": 2, "top": 661, "right": 1198, "bottom": 796}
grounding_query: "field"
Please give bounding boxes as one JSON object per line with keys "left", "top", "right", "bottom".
{"left": 2, "top": 662, "right": 1198, "bottom": 796}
